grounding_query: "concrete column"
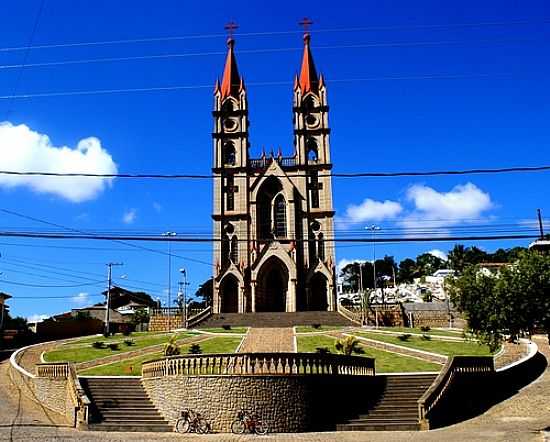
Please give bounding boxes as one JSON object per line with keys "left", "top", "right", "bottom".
{"left": 287, "top": 279, "right": 297, "bottom": 312}
{"left": 213, "top": 283, "right": 220, "bottom": 314}
{"left": 251, "top": 281, "right": 256, "bottom": 313}
{"left": 328, "top": 284, "right": 335, "bottom": 311}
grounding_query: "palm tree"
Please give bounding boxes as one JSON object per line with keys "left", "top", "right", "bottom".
{"left": 335, "top": 336, "right": 364, "bottom": 356}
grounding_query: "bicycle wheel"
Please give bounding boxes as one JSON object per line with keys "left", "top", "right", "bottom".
{"left": 175, "top": 418, "right": 190, "bottom": 433}
{"left": 196, "top": 418, "right": 211, "bottom": 434}
{"left": 231, "top": 419, "right": 246, "bottom": 434}
{"left": 254, "top": 420, "right": 268, "bottom": 435}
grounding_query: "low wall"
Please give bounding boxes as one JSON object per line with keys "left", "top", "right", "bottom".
{"left": 143, "top": 374, "right": 380, "bottom": 432}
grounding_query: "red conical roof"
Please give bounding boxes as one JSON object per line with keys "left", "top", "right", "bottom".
{"left": 220, "top": 38, "right": 242, "bottom": 99}
{"left": 298, "top": 33, "right": 319, "bottom": 94}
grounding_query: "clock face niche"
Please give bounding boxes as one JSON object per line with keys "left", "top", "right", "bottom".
{"left": 223, "top": 117, "right": 239, "bottom": 132}
{"left": 305, "top": 113, "right": 320, "bottom": 128}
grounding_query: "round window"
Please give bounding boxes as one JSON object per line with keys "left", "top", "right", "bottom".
{"left": 305, "top": 114, "right": 319, "bottom": 128}
{"left": 223, "top": 118, "right": 238, "bottom": 132}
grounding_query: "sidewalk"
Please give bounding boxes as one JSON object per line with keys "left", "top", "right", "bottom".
{"left": 238, "top": 328, "right": 295, "bottom": 353}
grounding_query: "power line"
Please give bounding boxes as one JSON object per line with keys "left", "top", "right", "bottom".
{"left": 0, "top": 164, "right": 548, "bottom": 179}
{"left": 0, "top": 72, "right": 521, "bottom": 100}
{"left": 0, "top": 279, "right": 103, "bottom": 288}
{"left": 0, "top": 18, "right": 548, "bottom": 52}
{"left": 0, "top": 37, "right": 539, "bottom": 71}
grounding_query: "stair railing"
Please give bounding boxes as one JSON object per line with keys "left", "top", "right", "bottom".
{"left": 417, "top": 355, "right": 494, "bottom": 430}
{"left": 337, "top": 304, "right": 362, "bottom": 325}
{"left": 186, "top": 305, "right": 212, "bottom": 329}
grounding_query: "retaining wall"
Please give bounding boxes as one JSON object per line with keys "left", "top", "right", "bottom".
{"left": 143, "top": 374, "right": 382, "bottom": 433}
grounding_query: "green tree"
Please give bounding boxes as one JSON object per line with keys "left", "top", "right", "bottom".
{"left": 194, "top": 278, "right": 213, "bottom": 306}
{"left": 416, "top": 253, "right": 445, "bottom": 276}
{"left": 132, "top": 308, "right": 150, "bottom": 326}
{"left": 335, "top": 336, "right": 364, "bottom": 356}
{"left": 448, "top": 244, "right": 467, "bottom": 273}
{"left": 397, "top": 258, "right": 419, "bottom": 283}
{"left": 448, "top": 251, "right": 550, "bottom": 350}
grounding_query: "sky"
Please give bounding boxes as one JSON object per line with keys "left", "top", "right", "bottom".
{"left": 0, "top": 0, "right": 548, "bottom": 320}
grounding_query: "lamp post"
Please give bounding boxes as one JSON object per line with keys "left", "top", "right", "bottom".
{"left": 105, "top": 262, "right": 123, "bottom": 336}
{"left": 365, "top": 225, "right": 381, "bottom": 302}
{"left": 162, "top": 231, "right": 177, "bottom": 330}
{"left": 179, "top": 268, "right": 189, "bottom": 328}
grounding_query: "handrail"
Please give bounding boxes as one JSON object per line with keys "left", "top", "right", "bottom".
{"left": 151, "top": 307, "right": 183, "bottom": 316}
{"left": 142, "top": 352, "right": 375, "bottom": 379}
{"left": 417, "top": 355, "right": 494, "bottom": 427}
{"left": 36, "top": 362, "right": 71, "bottom": 378}
{"left": 337, "top": 304, "right": 362, "bottom": 325}
{"left": 187, "top": 306, "right": 212, "bottom": 329}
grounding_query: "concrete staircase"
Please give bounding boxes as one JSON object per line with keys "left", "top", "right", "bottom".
{"left": 80, "top": 377, "right": 172, "bottom": 432}
{"left": 337, "top": 374, "right": 437, "bottom": 431}
{"left": 197, "top": 311, "right": 355, "bottom": 328}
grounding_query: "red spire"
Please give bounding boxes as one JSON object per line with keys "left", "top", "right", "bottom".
{"left": 298, "top": 25, "right": 319, "bottom": 94}
{"left": 220, "top": 37, "right": 242, "bottom": 99}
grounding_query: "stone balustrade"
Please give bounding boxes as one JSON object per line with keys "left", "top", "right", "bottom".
{"left": 142, "top": 352, "right": 375, "bottom": 379}
{"left": 36, "top": 362, "right": 71, "bottom": 378}
{"left": 418, "top": 355, "right": 495, "bottom": 429}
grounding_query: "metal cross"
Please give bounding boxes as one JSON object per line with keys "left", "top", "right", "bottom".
{"left": 299, "top": 17, "right": 313, "bottom": 32}
{"left": 224, "top": 21, "right": 239, "bottom": 38}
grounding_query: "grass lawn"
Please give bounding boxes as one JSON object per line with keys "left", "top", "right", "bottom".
{"left": 371, "top": 326, "right": 468, "bottom": 338}
{"left": 352, "top": 331, "right": 495, "bottom": 356}
{"left": 295, "top": 325, "right": 343, "bottom": 333}
{"left": 79, "top": 336, "right": 244, "bottom": 376}
{"left": 197, "top": 327, "right": 248, "bottom": 334}
{"left": 58, "top": 331, "right": 172, "bottom": 346}
{"left": 44, "top": 332, "right": 196, "bottom": 364}
{"left": 296, "top": 335, "right": 441, "bottom": 373}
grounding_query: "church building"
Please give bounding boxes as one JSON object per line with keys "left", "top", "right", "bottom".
{"left": 212, "top": 29, "right": 336, "bottom": 314}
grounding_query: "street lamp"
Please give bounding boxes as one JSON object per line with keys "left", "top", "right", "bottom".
{"left": 365, "top": 225, "right": 381, "bottom": 303}
{"left": 162, "top": 231, "right": 177, "bottom": 331}
{"left": 179, "top": 268, "right": 189, "bottom": 328}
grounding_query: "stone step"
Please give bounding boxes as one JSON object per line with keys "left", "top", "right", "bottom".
{"left": 337, "top": 422, "right": 420, "bottom": 431}
{"left": 87, "top": 423, "right": 173, "bottom": 433}
{"left": 198, "top": 311, "right": 355, "bottom": 328}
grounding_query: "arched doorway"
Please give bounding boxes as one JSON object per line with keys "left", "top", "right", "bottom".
{"left": 255, "top": 257, "right": 288, "bottom": 312}
{"left": 308, "top": 273, "right": 328, "bottom": 311}
{"left": 219, "top": 275, "right": 239, "bottom": 313}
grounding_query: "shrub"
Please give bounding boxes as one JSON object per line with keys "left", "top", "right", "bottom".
{"left": 124, "top": 339, "right": 135, "bottom": 346}
{"left": 312, "top": 324, "right": 321, "bottom": 329}
{"left": 420, "top": 326, "right": 431, "bottom": 332}
{"left": 335, "top": 336, "right": 364, "bottom": 356}
{"left": 421, "top": 334, "right": 432, "bottom": 341}
{"left": 122, "top": 329, "right": 132, "bottom": 336}
{"left": 398, "top": 334, "right": 412, "bottom": 342}
{"left": 92, "top": 341, "right": 105, "bottom": 349}
{"left": 188, "top": 343, "right": 202, "bottom": 354}
{"left": 315, "top": 347, "right": 331, "bottom": 355}
{"left": 108, "top": 343, "right": 119, "bottom": 351}
{"left": 163, "top": 335, "right": 180, "bottom": 356}
{"left": 222, "top": 324, "right": 232, "bottom": 330}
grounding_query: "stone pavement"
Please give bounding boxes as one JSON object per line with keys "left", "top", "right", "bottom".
{"left": 1, "top": 336, "right": 549, "bottom": 441}
{"left": 238, "top": 328, "right": 295, "bottom": 353}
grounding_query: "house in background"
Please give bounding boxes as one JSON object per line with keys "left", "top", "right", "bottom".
{"left": 0, "top": 292, "right": 12, "bottom": 331}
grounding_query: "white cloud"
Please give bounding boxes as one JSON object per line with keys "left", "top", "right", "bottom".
{"left": 0, "top": 122, "right": 117, "bottom": 202}
{"left": 72, "top": 292, "right": 89, "bottom": 305}
{"left": 122, "top": 208, "right": 137, "bottom": 224}
{"left": 27, "top": 314, "right": 49, "bottom": 323}
{"left": 427, "top": 249, "right": 448, "bottom": 261}
{"left": 400, "top": 183, "right": 493, "bottom": 231}
{"left": 152, "top": 202, "right": 162, "bottom": 212}
{"left": 338, "top": 198, "right": 403, "bottom": 227}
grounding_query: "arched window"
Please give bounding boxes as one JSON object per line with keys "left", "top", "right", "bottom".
{"left": 273, "top": 194, "right": 287, "bottom": 238}
{"left": 303, "top": 96, "right": 317, "bottom": 112}
{"left": 318, "top": 232, "right": 325, "bottom": 261}
{"left": 223, "top": 142, "right": 236, "bottom": 166}
{"left": 221, "top": 100, "right": 235, "bottom": 113}
{"left": 306, "top": 138, "right": 318, "bottom": 163}
{"left": 309, "top": 171, "right": 320, "bottom": 209}
{"left": 230, "top": 236, "right": 238, "bottom": 263}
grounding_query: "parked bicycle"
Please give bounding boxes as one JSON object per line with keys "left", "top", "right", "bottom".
{"left": 175, "top": 408, "right": 211, "bottom": 434}
{"left": 231, "top": 409, "right": 268, "bottom": 435}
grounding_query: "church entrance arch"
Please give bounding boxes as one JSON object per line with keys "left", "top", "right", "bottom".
{"left": 255, "top": 257, "right": 288, "bottom": 312}
{"left": 308, "top": 273, "right": 329, "bottom": 311}
{"left": 219, "top": 275, "right": 239, "bottom": 313}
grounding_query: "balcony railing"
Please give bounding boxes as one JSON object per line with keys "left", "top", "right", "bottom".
{"left": 142, "top": 352, "right": 375, "bottom": 379}
{"left": 249, "top": 156, "right": 297, "bottom": 170}
{"left": 36, "top": 362, "right": 70, "bottom": 378}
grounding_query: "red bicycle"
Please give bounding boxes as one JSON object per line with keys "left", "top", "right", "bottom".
{"left": 231, "top": 409, "right": 269, "bottom": 435}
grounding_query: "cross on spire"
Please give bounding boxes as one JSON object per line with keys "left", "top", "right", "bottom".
{"left": 224, "top": 21, "right": 239, "bottom": 39}
{"left": 299, "top": 17, "right": 313, "bottom": 33}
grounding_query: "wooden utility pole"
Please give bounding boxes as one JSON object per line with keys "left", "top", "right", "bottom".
{"left": 537, "top": 209, "right": 545, "bottom": 239}
{"left": 105, "top": 262, "right": 123, "bottom": 335}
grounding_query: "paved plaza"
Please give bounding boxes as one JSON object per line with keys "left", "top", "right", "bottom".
{"left": 1, "top": 335, "right": 549, "bottom": 441}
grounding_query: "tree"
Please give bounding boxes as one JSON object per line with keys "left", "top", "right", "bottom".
{"left": 195, "top": 278, "right": 213, "bottom": 306}
{"left": 448, "top": 244, "right": 467, "bottom": 273}
{"left": 416, "top": 253, "right": 445, "bottom": 276}
{"left": 335, "top": 336, "right": 364, "bottom": 356}
{"left": 448, "top": 251, "right": 550, "bottom": 350}
{"left": 397, "top": 258, "right": 418, "bottom": 283}
{"left": 132, "top": 308, "right": 150, "bottom": 326}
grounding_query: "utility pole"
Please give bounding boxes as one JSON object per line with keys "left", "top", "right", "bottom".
{"left": 366, "top": 225, "right": 381, "bottom": 302}
{"left": 537, "top": 209, "right": 545, "bottom": 239}
{"left": 105, "top": 262, "right": 123, "bottom": 335}
{"left": 180, "top": 268, "right": 189, "bottom": 328}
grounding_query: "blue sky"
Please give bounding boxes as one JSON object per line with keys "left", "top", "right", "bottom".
{"left": 0, "top": 0, "right": 548, "bottom": 320}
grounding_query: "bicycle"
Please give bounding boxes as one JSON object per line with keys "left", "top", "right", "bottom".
{"left": 231, "top": 409, "right": 268, "bottom": 435}
{"left": 175, "top": 408, "right": 211, "bottom": 434}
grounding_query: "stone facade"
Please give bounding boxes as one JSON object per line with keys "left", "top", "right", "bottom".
{"left": 212, "top": 33, "right": 337, "bottom": 315}
{"left": 143, "top": 374, "right": 379, "bottom": 433}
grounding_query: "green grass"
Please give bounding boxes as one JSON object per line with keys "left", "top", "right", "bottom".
{"left": 44, "top": 332, "right": 196, "bottom": 363}
{"left": 58, "top": 331, "right": 166, "bottom": 346}
{"left": 296, "top": 335, "right": 440, "bottom": 373}
{"left": 352, "top": 331, "right": 495, "bottom": 356}
{"left": 368, "top": 326, "right": 468, "bottom": 338}
{"left": 294, "top": 325, "right": 343, "bottom": 333}
{"left": 79, "top": 336, "right": 244, "bottom": 376}
{"left": 197, "top": 327, "right": 248, "bottom": 334}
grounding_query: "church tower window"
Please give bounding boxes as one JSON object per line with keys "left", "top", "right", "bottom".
{"left": 230, "top": 236, "right": 238, "bottom": 263}
{"left": 274, "top": 194, "right": 287, "bottom": 238}
{"left": 224, "top": 142, "right": 236, "bottom": 166}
